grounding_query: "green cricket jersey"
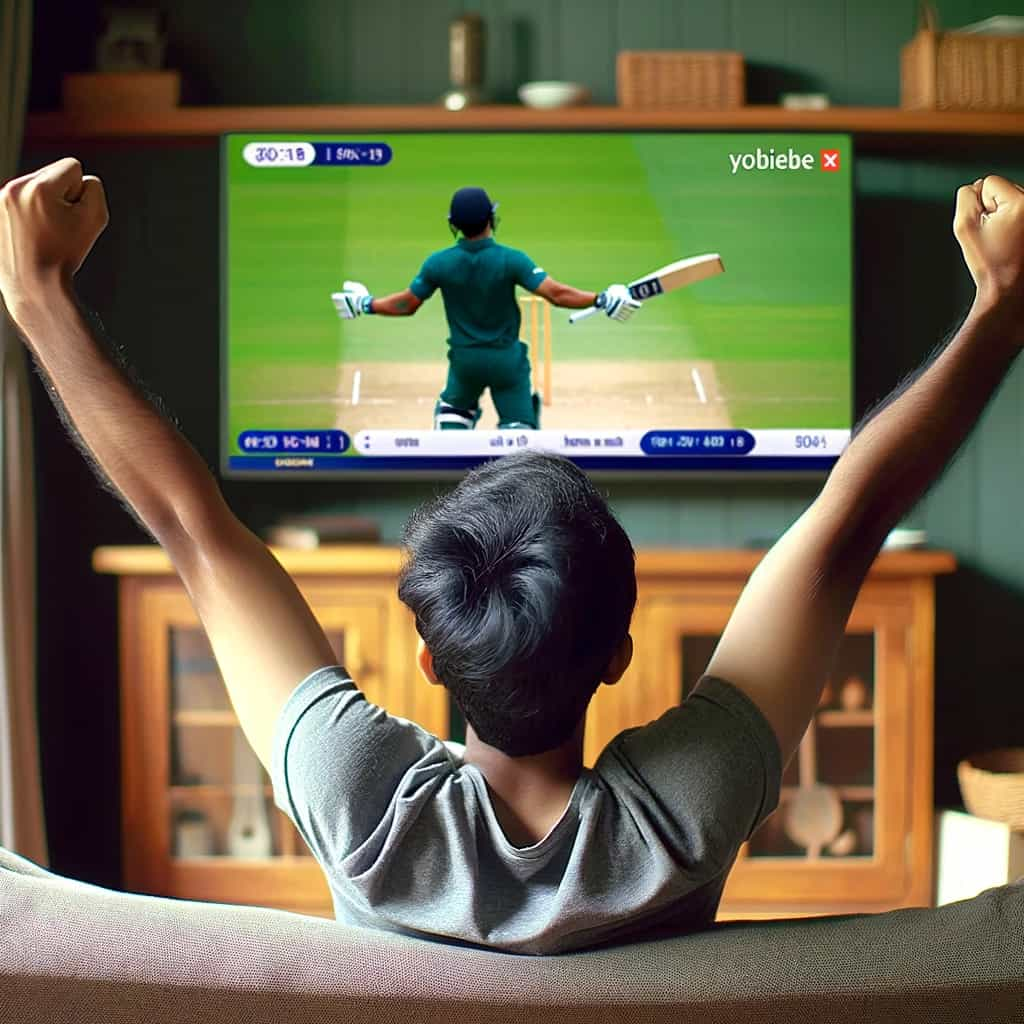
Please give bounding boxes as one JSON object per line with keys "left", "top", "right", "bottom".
{"left": 409, "top": 237, "right": 548, "bottom": 348}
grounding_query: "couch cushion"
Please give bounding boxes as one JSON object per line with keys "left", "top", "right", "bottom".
{"left": 0, "top": 847, "right": 1021, "bottom": 1023}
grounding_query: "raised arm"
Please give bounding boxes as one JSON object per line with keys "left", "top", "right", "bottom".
{"left": 707, "top": 176, "right": 1024, "bottom": 766}
{"left": 0, "top": 158, "right": 336, "bottom": 769}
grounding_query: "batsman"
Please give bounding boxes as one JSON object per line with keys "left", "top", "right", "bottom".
{"left": 332, "top": 187, "right": 641, "bottom": 429}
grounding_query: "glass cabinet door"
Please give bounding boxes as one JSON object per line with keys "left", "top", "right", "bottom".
{"left": 122, "top": 579, "right": 424, "bottom": 915}
{"left": 168, "top": 626, "right": 350, "bottom": 862}
{"left": 702, "top": 633, "right": 877, "bottom": 862}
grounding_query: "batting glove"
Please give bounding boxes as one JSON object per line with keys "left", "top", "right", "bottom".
{"left": 595, "top": 283, "right": 641, "bottom": 322}
{"left": 331, "top": 280, "right": 373, "bottom": 319}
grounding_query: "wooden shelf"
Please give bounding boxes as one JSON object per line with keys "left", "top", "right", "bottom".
{"left": 170, "top": 784, "right": 272, "bottom": 798}
{"left": 24, "top": 104, "right": 1024, "bottom": 145}
{"left": 816, "top": 709, "right": 875, "bottom": 727}
{"left": 173, "top": 709, "right": 237, "bottom": 727}
{"left": 781, "top": 785, "right": 874, "bottom": 802}
{"left": 174, "top": 854, "right": 313, "bottom": 866}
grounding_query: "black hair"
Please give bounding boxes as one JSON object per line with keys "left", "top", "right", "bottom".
{"left": 398, "top": 450, "right": 636, "bottom": 756}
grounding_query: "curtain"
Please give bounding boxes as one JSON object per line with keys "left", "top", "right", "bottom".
{"left": 0, "top": 0, "right": 46, "bottom": 864}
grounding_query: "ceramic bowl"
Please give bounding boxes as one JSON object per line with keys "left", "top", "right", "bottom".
{"left": 517, "top": 81, "right": 590, "bottom": 109}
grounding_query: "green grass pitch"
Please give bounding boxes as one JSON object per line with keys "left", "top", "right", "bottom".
{"left": 225, "top": 133, "right": 851, "bottom": 451}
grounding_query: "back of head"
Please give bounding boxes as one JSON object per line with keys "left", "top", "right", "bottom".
{"left": 449, "top": 185, "right": 496, "bottom": 239}
{"left": 398, "top": 451, "right": 636, "bottom": 756}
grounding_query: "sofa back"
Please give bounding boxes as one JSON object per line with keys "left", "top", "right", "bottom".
{"left": 1, "top": 848, "right": 1022, "bottom": 1023}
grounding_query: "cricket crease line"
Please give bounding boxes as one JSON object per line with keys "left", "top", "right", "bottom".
{"left": 352, "top": 369, "right": 362, "bottom": 407}
{"left": 238, "top": 396, "right": 397, "bottom": 407}
{"left": 332, "top": 353, "right": 348, "bottom": 430}
{"left": 691, "top": 367, "right": 707, "bottom": 404}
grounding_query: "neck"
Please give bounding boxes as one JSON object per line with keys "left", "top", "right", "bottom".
{"left": 463, "top": 719, "right": 585, "bottom": 791}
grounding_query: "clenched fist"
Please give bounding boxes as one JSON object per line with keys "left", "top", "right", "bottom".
{"left": 0, "top": 158, "right": 108, "bottom": 322}
{"left": 954, "top": 175, "right": 1024, "bottom": 329}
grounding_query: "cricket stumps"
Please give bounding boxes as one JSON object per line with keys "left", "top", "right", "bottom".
{"left": 518, "top": 294, "right": 553, "bottom": 407}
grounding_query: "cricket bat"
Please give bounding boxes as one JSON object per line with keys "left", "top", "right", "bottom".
{"left": 569, "top": 253, "right": 724, "bottom": 324}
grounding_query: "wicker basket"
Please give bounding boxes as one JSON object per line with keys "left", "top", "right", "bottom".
{"left": 617, "top": 51, "right": 744, "bottom": 109}
{"left": 901, "top": 2, "right": 1024, "bottom": 110}
{"left": 957, "top": 748, "right": 1024, "bottom": 831}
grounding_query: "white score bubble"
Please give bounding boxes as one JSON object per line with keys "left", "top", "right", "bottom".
{"left": 242, "top": 142, "right": 316, "bottom": 168}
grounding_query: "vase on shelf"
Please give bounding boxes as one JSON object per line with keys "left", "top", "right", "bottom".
{"left": 226, "top": 730, "right": 273, "bottom": 859}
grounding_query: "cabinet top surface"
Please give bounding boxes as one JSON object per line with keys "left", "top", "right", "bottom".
{"left": 93, "top": 545, "right": 956, "bottom": 578}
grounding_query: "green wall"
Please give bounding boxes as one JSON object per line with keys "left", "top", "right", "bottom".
{"left": 25, "top": 0, "right": 1024, "bottom": 886}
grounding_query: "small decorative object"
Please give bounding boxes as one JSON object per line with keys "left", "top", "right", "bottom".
{"left": 957, "top": 748, "right": 1024, "bottom": 831}
{"left": 826, "top": 828, "right": 858, "bottom": 857}
{"left": 96, "top": 6, "right": 167, "bottom": 71}
{"left": 174, "top": 809, "right": 215, "bottom": 858}
{"left": 616, "top": 51, "right": 745, "bottom": 109}
{"left": 61, "top": 6, "right": 180, "bottom": 113}
{"left": 263, "top": 515, "right": 381, "bottom": 550}
{"left": 442, "top": 13, "right": 485, "bottom": 111}
{"left": 883, "top": 527, "right": 927, "bottom": 549}
{"left": 518, "top": 81, "right": 590, "bottom": 110}
{"left": 840, "top": 675, "right": 869, "bottom": 711}
{"left": 783, "top": 783, "right": 843, "bottom": 860}
{"left": 780, "top": 93, "right": 830, "bottom": 110}
{"left": 226, "top": 731, "right": 273, "bottom": 859}
{"left": 784, "top": 784, "right": 843, "bottom": 858}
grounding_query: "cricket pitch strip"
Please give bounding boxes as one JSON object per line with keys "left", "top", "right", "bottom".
{"left": 233, "top": 360, "right": 733, "bottom": 432}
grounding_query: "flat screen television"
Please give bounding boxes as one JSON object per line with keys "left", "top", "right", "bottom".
{"left": 221, "top": 131, "right": 851, "bottom": 477}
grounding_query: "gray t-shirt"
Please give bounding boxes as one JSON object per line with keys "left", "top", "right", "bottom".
{"left": 272, "top": 666, "right": 781, "bottom": 955}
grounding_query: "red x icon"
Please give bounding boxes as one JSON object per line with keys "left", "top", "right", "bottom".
{"left": 821, "top": 149, "right": 841, "bottom": 172}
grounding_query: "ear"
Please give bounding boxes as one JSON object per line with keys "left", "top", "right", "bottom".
{"left": 601, "top": 633, "right": 633, "bottom": 686}
{"left": 417, "top": 637, "right": 443, "bottom": 686}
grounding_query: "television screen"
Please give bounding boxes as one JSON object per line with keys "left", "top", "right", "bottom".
{"left": 222, "top": 132, "right": 851, "bottom": 476}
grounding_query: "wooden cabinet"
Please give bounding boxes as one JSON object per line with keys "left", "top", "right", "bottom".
{"left": 95, "top": 545, "right": 953, "bottom": 920}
